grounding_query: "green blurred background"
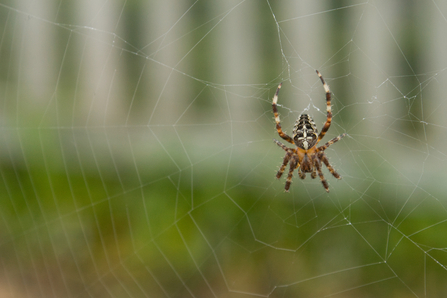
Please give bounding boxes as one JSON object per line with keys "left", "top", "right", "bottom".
{"left": 1, "top": 0, "right": 447, "bottom": 297}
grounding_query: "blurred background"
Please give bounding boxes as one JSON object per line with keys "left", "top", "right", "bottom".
{"left": 1, "top": 0, "right": 447, "bottom": 297}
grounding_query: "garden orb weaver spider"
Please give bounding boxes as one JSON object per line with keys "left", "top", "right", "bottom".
{"left": 272, "top": 70, "right": 346, "bottom": 192}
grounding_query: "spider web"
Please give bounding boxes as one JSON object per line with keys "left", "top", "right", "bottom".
{"left": 1, "top": 0, "right": 447, "bottom": 297}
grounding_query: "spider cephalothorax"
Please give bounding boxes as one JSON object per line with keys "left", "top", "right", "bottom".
{"left": 272, "top": 70, "right": 346, "bottom": 192}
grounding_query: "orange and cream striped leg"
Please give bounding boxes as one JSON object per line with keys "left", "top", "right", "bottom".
{"left": 317, "top": 133, "right": 346, "bottom": 152}
{"left": 319, "top": 152, "right": 342, "bottom": 179}
{"left": 272, "top": 83, "right": 294, "bottom": 144}
{"left": 285, "top": 158, "right": 299, "bottom": 192}
{"left": 314, "top": 157, "right": 329, "bottom": 192}
{"left": 316, "top": 70, "right": 332, "bottom": 144}
{"left": 311, "top": 165, "right": 317, "bottom": 179}
{"left": 276, "top": 152, "right": 291, "bottom": 179}
{"left": 273, "top": 138, "right": 290, "bottom": 151}
{"left": 273, "top": 139, "right": 294, "bottom": 179}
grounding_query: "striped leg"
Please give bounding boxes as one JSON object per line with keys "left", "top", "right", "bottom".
{"left": 276, "top": 152, "right": 291, "bottom": 179}
{"left": 273, "top": 139, "right": 295, "bottom": 179}
{"left": 285, "top": 158, "right": 299, "bottom": 192}
{"left": 273, "top": 138, "right": 291, "bottom": 151}
{"left": 316, "top": 70, "right": 332, "bottom": 144}
{"left": 317, "top": 133, "right": 346, "bottom": 152}
{"left": 272, "top": 83, "right": 294, "bottom": 144}
{"left": 311, "top": 165, "right": 317, "bottom": 179}
{"left": 314, "top": 158, "right": 329, "bottom": 192}
{"left": 319, "top": 152, "right": 341, "bottom": 179}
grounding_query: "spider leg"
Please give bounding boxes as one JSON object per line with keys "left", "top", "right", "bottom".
{"left": 317, "top": 133, "right": 346, "bottom": 151}
{"left": 273, "top": 139, "right": 291, "bottom": 151}
{"left": 276, "top": 151, "right": 292, "bottom": 179}
{"left": 315, "top": 70, "right": 332, "bottom": 145}
{"left": 298, "top": 167, "right": 306, "bottom": 179}
{"left": 311, "top": 164, "right": 317, "bottom": 179}
{"left": 285, "top": 157, "right": 299, "bottom": 192}
{"left": 314, "top": 156, "right": 329, "bottom": 192}
{"left": 272, "top": 83, "right": 294, "bottom": 144}
{"left": 318, "top": 152, "right": 342, "bottom": 179}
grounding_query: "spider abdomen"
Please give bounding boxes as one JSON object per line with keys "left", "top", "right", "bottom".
{"left": 293, "top": 114, "right": 318, "bottom": 150}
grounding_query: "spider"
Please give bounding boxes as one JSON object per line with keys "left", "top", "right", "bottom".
{"left": 272, "top": 70, "right": 346, "bottom": 192}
